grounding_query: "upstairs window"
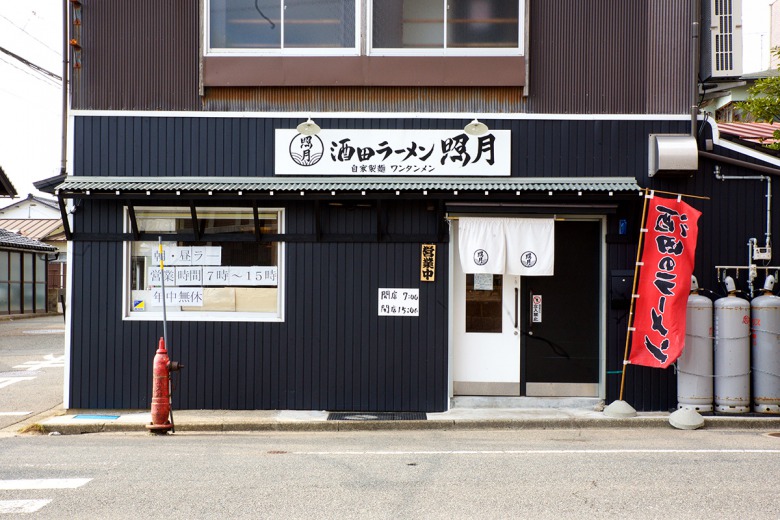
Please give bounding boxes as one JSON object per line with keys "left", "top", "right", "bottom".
{"left": 208, "top": 0, "right": 358, "bottom": 54}
{"left": 371, "top": 0, "right": 520, "bottom": 55}
{"left": 206, "top": 0, "right": 523, "bottom": 56}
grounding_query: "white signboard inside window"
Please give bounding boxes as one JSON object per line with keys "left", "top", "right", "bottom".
{"left": 149, "top": 266, "right": 278, "bottom": 287}
{"left": 228, "top": 266, "right": 279, "bottom": 286}
{"left": 275, "top": 129, "right": 511, "bottom": 177}
{"left": 151, "top": 288, "right": 204, "bottom": 307}
{"left": 378, "top": 288, "right": 420, "bottom": 317}
{"left": 153, "top": 246, "right": 222, "bottom": 266}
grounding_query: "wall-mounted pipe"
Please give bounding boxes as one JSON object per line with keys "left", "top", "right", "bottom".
{"left": 691, "top": 0, "right": 700, "bottom": 137}
{"left": 700, "top": 150, "right": 780, "bottom": 177}
{"left": 60, "top": 0, "right": 68, "bottom": 176}
{"left": 715, "top": 164, "right": 773, "bottom": 296}
{"left": 714, "top": 165, "right": 772, "bottom": 252}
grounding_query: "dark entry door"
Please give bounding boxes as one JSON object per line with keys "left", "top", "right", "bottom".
{"left": 521, "top": 220, "right": 600, "bottom": 396}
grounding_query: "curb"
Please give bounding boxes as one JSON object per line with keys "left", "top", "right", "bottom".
{"left": 34, "top": 416, "right": 780, "bottom": 435}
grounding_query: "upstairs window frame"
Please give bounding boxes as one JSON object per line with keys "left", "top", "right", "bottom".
{"left": 204, "top": 0, "right": 525, "bottom": 57}
{"left": 206, "top": 0, "right": 361, "bottom": 56}
{"left": 368, "top": 0, "right": 524, "bottom": 57}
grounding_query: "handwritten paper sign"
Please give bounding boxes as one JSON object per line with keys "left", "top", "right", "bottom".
{"left": 150, "top": 288, "right": 204, "bottom": 306}
{"left": 378, "top": 288, "right": 420, "bottom": 317}
{"left": 153, "top": 246, "right": 222, "bottom": 266}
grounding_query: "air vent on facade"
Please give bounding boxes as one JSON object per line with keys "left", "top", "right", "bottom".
{"left": 648, "top": 134, "right": 699, "bottom": 177}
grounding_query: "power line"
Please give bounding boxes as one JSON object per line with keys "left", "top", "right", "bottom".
{"left": 0, "top": 45, "right": 61, "bottom": 82}
{"left": 0, "top": 54, "right": 60, "bottom": 88}
{"left": 0, "top": 13, "right": 60, "bottom": 57}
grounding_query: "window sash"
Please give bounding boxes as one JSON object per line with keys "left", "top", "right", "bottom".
{"left": 207, "top": 0, "right": 360, "bottom": 56}
{"left": 369, "top": 0, "right": 522, "bottom": 56}
{"left": 124, "top": 207, "right": 285, "bottom": 322}
{"left": 204, "top": 0, "right": 524, "bottom": 56}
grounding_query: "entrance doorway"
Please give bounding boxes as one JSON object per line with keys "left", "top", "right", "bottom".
{"left": 452, "top": 218, "right": 602, "bottom": 397}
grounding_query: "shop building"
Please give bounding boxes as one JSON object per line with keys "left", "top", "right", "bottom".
{"left": 42, "top": 1, "right": 780, "bottom": 412}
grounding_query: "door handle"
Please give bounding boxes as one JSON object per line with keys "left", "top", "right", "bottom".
{"left": 514, "top": 287, "right": 519, "bottom": 329}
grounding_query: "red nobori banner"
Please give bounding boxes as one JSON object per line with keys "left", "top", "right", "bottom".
{"left": 628, "top": 195, "right": 701, "bottom": 368}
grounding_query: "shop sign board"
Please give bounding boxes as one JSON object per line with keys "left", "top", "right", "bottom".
{"left": 276, "top": 129, "right": 511, "bottom": 176}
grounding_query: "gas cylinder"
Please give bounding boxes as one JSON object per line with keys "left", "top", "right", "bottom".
{"left": 714, "top": 276, "right": 751, "bottom": 413}
{"left": 751, "top": 275, "right": 780, "bottom": 413}
{"left": 678, "top": 276, "right": 713, "bottom": 411}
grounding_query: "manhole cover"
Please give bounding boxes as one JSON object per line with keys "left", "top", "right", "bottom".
{"left": 22, "top": 329, "right": 64, "bottom": 335}
{"left": 327, "top": 412, "right": 426, "bottom": 421}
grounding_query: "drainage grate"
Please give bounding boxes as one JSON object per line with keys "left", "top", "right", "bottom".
{"left": 327, "top": 412, "right": 427, "bottom": 421}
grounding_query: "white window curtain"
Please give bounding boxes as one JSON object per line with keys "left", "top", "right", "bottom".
{"left": 458, "top": 217, "right": 554, "bottom": 276}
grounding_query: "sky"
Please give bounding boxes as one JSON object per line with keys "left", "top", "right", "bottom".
{"left": 0, "top": 1, "right": 774, "bottom": 207}
{"left": 0, "top": 1, "right": 62, "bottom": 202}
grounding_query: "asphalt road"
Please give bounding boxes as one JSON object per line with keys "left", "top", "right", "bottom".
{"left": 1, "top": 428, "right": 780, "bottom": 519}
{"left": 0, "top": 315, "right": 65, "bottom": 431}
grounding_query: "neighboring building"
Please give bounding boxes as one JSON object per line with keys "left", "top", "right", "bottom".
{"left": 0, "top": 194, "right": 60, "bottom": 219}
{"left": 0, "top": 218, "right": 66, "bottom": 313}
{"left": 0, "top": 166, "right": 17, "bottom": 199}
{"left": 40, "top": 0, "right": 780, "bottom": 413}
{"left": 772, "top": 0, "right": 780, "bottom": 69}
{"left": 0, "top": 228, "right": 57, "bottom": 315}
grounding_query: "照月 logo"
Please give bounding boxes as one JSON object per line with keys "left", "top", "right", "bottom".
{"left": 289, "top": 134, "right": 324, "bottom": 166}
{"left": 473, "top": 249, "right": 489, "bottom": 266}
{"left": 521, "top": 251, "right": 537, "bottom": 267}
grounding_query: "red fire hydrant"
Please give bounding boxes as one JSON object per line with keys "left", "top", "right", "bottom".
{"left": 147, "top": 337, "right": 183, "bottom": 434}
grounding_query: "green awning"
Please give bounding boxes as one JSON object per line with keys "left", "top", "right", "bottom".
{"left": 55, "top": 176, "right": 641, "bottom": 195}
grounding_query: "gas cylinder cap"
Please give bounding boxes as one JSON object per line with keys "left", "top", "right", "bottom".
{"left": 690, "top": 275, "right": 699, "bottom": 293}
{"left": 764, "top": 275, "right": 776, "bottom": 293}
{"left": 724, "top": 276, "right": 736, "bottom": 295}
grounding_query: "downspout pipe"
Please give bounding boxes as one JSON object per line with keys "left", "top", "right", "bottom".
{"left": 60, "top": 0, "right": 68, "bottom": 176}
{"left": 692, "top": 0, "right": 700, "bottom": 137}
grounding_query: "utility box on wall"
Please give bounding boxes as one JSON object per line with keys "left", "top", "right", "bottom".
{"left": 648, "top": 134, "right": 699, "bottom": 177}
{"left": 700, "top": 0, "right": 743, "bottom": 80}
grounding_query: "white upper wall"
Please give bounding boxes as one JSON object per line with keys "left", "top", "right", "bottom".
{"left": 0, "top": 196, "right": 59, "bottom": 219}
{"left": 744, "top": 0, "right": 772, "bottom": 73}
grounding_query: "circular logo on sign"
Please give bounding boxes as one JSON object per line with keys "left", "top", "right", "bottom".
{"left": 521, "top": 251, "right": 538, "bottom": 268}
{"left": 473, "top": 249, "right": 489, "bottom": 266}
{"left": 289, "top": 134, "right": 324, "bottom": 166}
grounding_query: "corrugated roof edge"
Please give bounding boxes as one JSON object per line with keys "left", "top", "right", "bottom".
{"left": 54, "top": 176, "right": 642, "bottom": 193}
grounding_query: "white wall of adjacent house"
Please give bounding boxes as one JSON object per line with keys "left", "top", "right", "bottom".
{"left": 742, "top": 0, "right": 772, "bottom": 73}
{"left": 0, "top": 198, "right": 60, "bottom": 219}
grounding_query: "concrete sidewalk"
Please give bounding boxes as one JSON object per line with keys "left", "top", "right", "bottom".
{"left": 32, "top": 408, "right": 780, "bottom": 435}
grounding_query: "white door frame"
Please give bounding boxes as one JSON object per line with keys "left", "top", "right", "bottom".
{"left": 447, "top": 214, "right": 607, "bottom": 405}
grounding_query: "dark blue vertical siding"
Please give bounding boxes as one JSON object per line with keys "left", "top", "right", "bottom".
{"left": 69, "top": 116, "right": 777, "bottom": 411}
{"left": 69, "top": 197, "right": 449, "bottom": 412}
{"left": 76, "top": 116, "right": 693, "bottom": 180}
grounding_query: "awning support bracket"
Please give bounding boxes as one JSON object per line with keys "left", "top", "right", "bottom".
{"left": 190, "top": 202, "right": 200, "bottom": 241}
{"left": 252, "top": 201, "right": 262, "bottom": 242}
{"left": 57, "top": 192, "right": 72, "bottom": 241}
{"left": 127, "top": 202, "right": 140, "bottom": 240}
